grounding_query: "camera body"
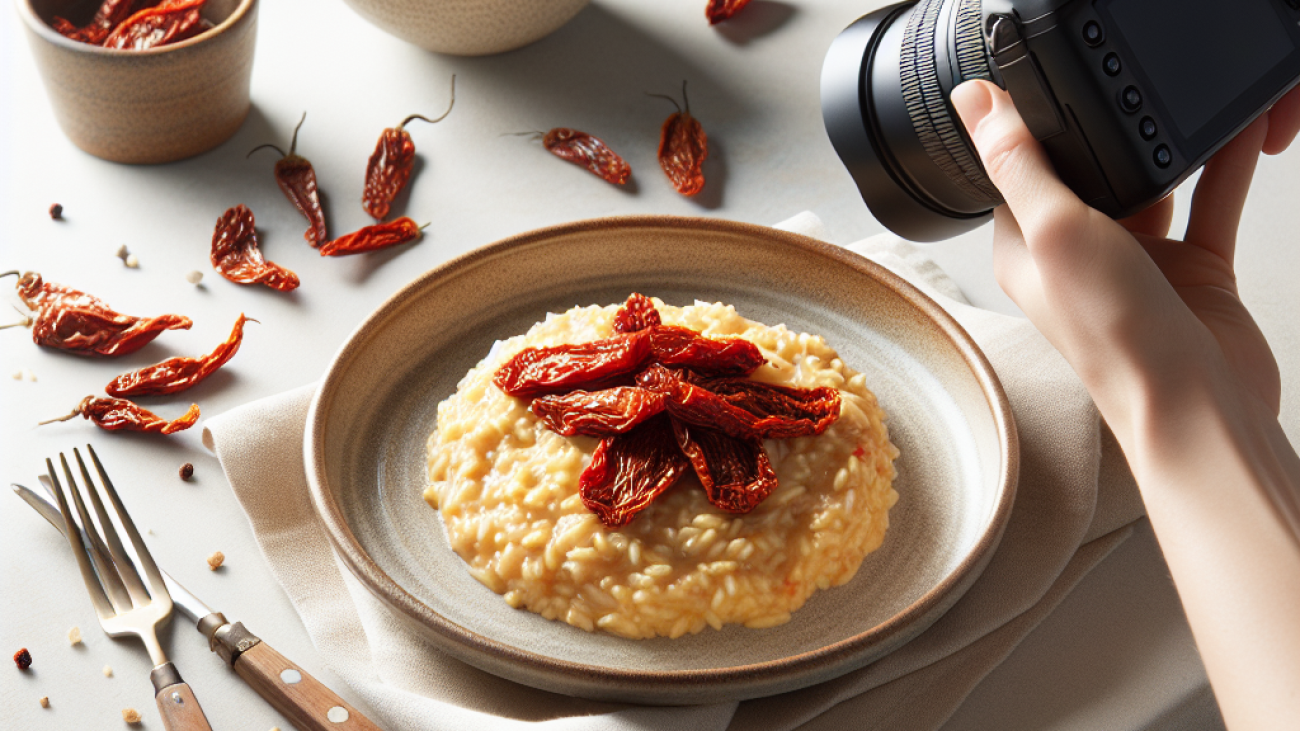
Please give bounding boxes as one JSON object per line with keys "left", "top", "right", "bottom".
{"left": 822, "top": 0, "right": 1300, "bottom": 241}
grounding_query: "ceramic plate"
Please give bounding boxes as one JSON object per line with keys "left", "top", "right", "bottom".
{"left": 305, "top": 216, "right": 1017, "bottom": 704}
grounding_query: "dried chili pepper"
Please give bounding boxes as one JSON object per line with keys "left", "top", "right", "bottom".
{"left": 493, "top": 330, "right": 652, "bottom": 398}
{"left": 673, "top": 420, "right": 777, "bottom": 513}
{"left": 613, "top": 293, "right": 661, "bottom": 333}
{"left": 40, "top": 396, "right": 200, "bottom": 435}
{"left": 541, "top": 128, "right": 632, "bottom": 185}
{"left": 651, "top": 81, "right": 708, "bottom": 197}
{"left": 706, "top": 0, "right": 753, "bottom": 25}
{"left": 579, "top": 416, "right": 690, "bottom": 527}
{"left": 209, "top": 205, "right": 300, "bottom": 291}
{"left": 318, "top": 218, "right": 427, "bottom": 257}
{"left": 102, "top": 0, "right": 209, "bottom": 51}
{"left": 105, "top": 313, "right": 252, "bottom": 397}
{"left": 363, "top": 76, "right": 456, "bottom": 220}
{"left": 531, "top": 387, "right": 666, "bottom": 437}
{"left": 2, "top": 271, "right": 191, "bottom": 357}
{"left": 249, "top": 114, "right": 327, "bottom": 246}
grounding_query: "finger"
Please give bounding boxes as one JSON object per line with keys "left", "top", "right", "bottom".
{"left": 990, "top": 205, "right": 1041, "bottom": 312}
{"left": 1119, "top": 194, "right": 1174, "bottom": 239}
{"left": 1185, "top": 116, "right": 1268, "bottom": 261}
{"left": 950, "top": 80, "right": 1093, "bottom": 259}
{"left": 1263, "top": 85, "right": 1300, "bottom": 155}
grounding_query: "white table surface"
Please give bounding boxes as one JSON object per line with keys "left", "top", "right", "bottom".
{"left": 2, "top": 1, "right": 1296, "bottom": 729}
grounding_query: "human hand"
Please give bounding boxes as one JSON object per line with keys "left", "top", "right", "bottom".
{"left": 949, "top": 81, "right": 1300, "bottom": 443}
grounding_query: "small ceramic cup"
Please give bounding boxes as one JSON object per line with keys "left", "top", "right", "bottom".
{"left": 340, "top": 0, "right": 589, "bottom": 56}
{"left": 18, "top": 0, "right": 259, "bottom": 164}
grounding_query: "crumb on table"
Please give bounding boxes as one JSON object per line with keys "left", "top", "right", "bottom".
{"left": 39, "top": 696, "right": 49, "bottom": 708}
{"left": 207, "top": 551, "right": 225, "bottom": 571}
{"left": 103, "top": 665, "right": 113, "bottom": 677}
{"left": 122, "top": 707, "right": 141, "bottom": 724}
{"left": 68, "top": 626, "right": 82, "bottom": 646}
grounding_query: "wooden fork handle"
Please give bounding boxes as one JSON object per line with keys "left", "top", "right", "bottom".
{"left": 151, "top": 663, "right": 214, "bottom": 731}
{"left": 232, "top": 642, "right": 382, "bottom": 731}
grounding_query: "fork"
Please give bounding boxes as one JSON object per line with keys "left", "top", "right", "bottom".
{"left": 48, "top": 445, "right": 213, "bottom": 731}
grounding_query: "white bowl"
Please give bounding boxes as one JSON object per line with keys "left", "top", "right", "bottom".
{"left": 341, "top": 0, "right": 589, "bottom": 56}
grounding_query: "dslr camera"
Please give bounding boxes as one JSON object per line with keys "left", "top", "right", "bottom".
{"left": 822, "top": 0, "right": 1300, "bottom": 241}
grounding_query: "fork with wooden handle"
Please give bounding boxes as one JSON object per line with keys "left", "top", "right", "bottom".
{"left": 18, "top": 459, "right": 385, "bottom": 731}
{"left": 47, "top": 446, "right": 212, "bottom": 731}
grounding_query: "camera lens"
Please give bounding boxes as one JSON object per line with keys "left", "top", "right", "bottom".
{"left": 822, "top": 0, "right": 1002, "bottom": 241}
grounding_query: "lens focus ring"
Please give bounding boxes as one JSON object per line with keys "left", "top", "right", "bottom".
{"left": 900, "top": 0, "right": 1002, "bottom": 205}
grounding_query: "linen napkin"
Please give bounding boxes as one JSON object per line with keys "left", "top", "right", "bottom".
{"left": 203, "top": 212, "right": 1144, "bottom": 731}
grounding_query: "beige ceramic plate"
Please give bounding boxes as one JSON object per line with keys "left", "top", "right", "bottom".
{"left": 305, "top": 216, "right": 1018, "bottom": 704}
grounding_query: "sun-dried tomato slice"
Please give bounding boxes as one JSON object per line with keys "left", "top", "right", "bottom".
{"left": 613, "top": 293, "right": 662, "bottom": 333}
{"left": 102, "top": 0, "right": 208, "bottom": 51}
{"left": 493, "top": 330, "right": 652, "bottom": 398}
{"left": 673, "top": 420, "right": 777, "bottom": 513}
{"left": 637, "top": 365, "right": 840, "bottom": 439}
{"left": 531, "top": 387, "right": 666, "bottom": 437}
{"left": 706, "top": 0, "right": 754, "bottom": 25}
{"left": 543, "top": 128, "right": 631, "bottom": 185}
{"left": 579, "top": 415, "right": 690, "bottom": 527}
{"left": 648, "top": 326, "right": 764, "bottom": 375}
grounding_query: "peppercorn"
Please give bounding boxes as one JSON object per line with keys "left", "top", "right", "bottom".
{"left": 49, "top": 203, "right": 63, "bottom": 220}
{"left": 14, "top": 648, "right": 32, "bottom": 670}
{"left": 180, "top": 463, "right": 194, "bottom": 481}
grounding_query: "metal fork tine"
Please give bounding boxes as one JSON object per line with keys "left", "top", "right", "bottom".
{"left": 86, "top": 445, "right": 169, "bottom": 604}
{"left": 48, "top": 457, "right": 116, "bottom": 621}
{"left": 73, "top": 448, "right": 151, "bottom": 605}
{"left": 39, "top": 473, "right": 133, "bottom": 608}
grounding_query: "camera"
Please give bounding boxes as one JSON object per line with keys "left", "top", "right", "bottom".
{"left": 822, "top": 0, "right": 1300, "bottom": 241}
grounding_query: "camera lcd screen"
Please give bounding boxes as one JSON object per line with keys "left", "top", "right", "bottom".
{"left": 1103, "top": 0, "right": 1294, "bottom": 140}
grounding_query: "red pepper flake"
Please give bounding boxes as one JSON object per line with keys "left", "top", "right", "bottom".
{"left": 41, "top": 396, "right": 200, "bottom": 435}
{"left": 651, "top": 81, "right": 708, "bottom": 197}
{"left": 102, "top": 0, "right": 210, "bottom": 51}
{"left": 319, "top": 218, "right": 426, "bottom": 257}
{"left": 706, "top": 0, "right": 753, "bottom": 24}
{"left": 249, "top": 114, "right": 328, "bottom": 246}
{"left": 14, "top": 648, "right": 32, "bottom": 670}
{"left": 210, "top": 205, "right": 300, "bottom": 291}
{"left": 49, "top": 203, "right": 64, "bottom": 220}
{"left": 363, "top": 76, "right": 456, "bottom": 220}
{"left": 1, "top": 271, "right": 191, "bottom": 357}
{"left": 496, "top": 294, "right": 841, "bottom": 526}
{"left": 106, "top": 313, "right": 252, "bottom": 397}
{"left": 853, "top": 446, "right": 866, "bottom": 459}
{"left": 542, "top": 128, "right": 632, "bottom": 185}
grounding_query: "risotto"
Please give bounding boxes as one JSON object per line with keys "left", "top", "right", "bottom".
{"left": 425, "top": 299, "right": 898, "bottom": 639}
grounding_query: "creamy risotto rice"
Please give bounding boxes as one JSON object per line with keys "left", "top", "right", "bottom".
{"left": 425, "top": 299, "right": 898, "bottom": 639}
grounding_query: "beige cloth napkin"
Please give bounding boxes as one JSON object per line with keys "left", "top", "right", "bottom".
{"left": 203, "top": 213, "right": 1144, "bottom": 730}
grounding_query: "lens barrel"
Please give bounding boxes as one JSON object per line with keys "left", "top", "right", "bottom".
{"left": 822, "top": 0, "right": 1002, "bottom": 241}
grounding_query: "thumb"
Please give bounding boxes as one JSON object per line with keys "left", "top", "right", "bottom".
{"left": 950, "top": 80, "right": 1091, "bottom": 252}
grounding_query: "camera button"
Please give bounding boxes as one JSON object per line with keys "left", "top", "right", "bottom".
{"left": 1120, "top": 86, "right": 1143, "bottom": 113}
{"left": 1103, "top": 53, "right": 1122, "bottom": 76}
{"left": 1139, "top": 117, "right": 1158, "bottom": 140}
{"left": 1083, "top": 21, "right": 1105, "bottom": 46}
{"left": 1153, "top": 145, "right": 1172, "bottom": 168}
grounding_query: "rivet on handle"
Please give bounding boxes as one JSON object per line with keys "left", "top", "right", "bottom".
{"left": 279, "top": 668, "right": 302, "bottom": 684}
{"left": 171, "top": 692, "right": 183, "bottom": 704}
{"left": 327, "top": 706, "right": 350, "bottom": 723}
